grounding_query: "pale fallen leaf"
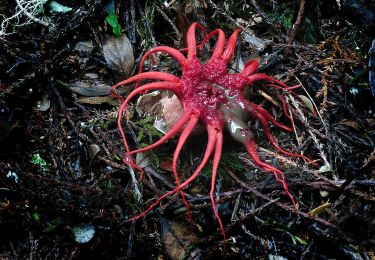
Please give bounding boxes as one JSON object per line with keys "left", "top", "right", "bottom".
{"left": 136, "top": 91, "right": 184, "bottom": 134}
{"left": 298, "top": 95, "right": 315, "bottom": 113}
{"left": 103, "top": 34, "right": 134, "bottom": 77}
{"left": 49, "top": 1, "right": 72, "bottom": 13}
{"left": 135, "top": 152, "right": 152, "bottom": 168}
{"left": 136, "top": 91, "right": 204, "bottom": 135}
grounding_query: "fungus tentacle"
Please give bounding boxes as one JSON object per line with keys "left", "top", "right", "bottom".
{"left": 245, "top": 101, "right": 316, "bottom": 164}
{"left": 171, "top": 114, "right": 200, "bottom": 223}
{"left": 245, "top": 139, "right": 296, "bottom": 208}
{"left": 129, "top": 110, "right": 193, "bottom": 156}
{"left": 246, "top": 100, "right": 293, "bottom": 132}
{"left": 180, "top": 28, "right": 225, "bottom": 56}
{"left": 241, "top": 60, "right": 259, "bottom": 78}
{"left": 199, "top": 29, "right": 226, "bottom": 58}
{"left": 130, "top": 127, "right": 217, "bottom": 221}
{"left": 112, "top": 71, "right": 180, "bottom": 92}
{"left": 116, "top": 82, "right": 180, "bottom": 173}
{"left": 245, "top": 73, "right": 290, "bottom": 89}
{"left": 187, "top": 22, "right": 206, "bottom": 60}
{"left": 113, "top": 23, "right": 317, "bottom": 246}
{"left": 222, "top": 28, "right": 241, "bottom": 62}
{"left": 209, "top": 127, "right": 226, "bottom": 249}
{"left": 135, "top": 47, "right": 188, "bottom": 88}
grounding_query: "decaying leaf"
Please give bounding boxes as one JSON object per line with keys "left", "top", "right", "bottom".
{"left": 338, "top": 119, "right": 360, "bottom": 130}
{"left": 243, "top": 30, "right": 270, "bottom": 51}
{"left": 136, "top": 91, "right": 184, "bottom": 134}
{"left": 74, "top": 40, "right": 94, "bottom": 54}
{"left": 77, "top": 96, "right": 117, "bottom": 106}
{"left": 69, "top": 80, "right": 112, "bottom": 97}
{"left": 319, "top": 164, "right": 332, "bottom": 173}
{"left": 103, "top": 34, "right": 134, "bottom": 77}
{"left": 161, "top": 220, "right": 200, "bottom": 260}
{"left": 73, "top": 223, "right": 95, "bottom": 243}
{"left": 89, "top": 144, "right": 100, "bottom": 160}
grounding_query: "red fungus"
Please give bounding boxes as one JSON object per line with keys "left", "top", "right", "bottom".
{"left": 112, "top": 22, "right": 316, "bottom": 249}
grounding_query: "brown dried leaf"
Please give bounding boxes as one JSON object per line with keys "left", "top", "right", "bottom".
{"left": 338, "top": 119, "right": 360, "bottom": 130}
{"left": 103, "top": 34, "right": 134, "bottom": 77}
{"left": 77, "top": 96, "right": 117, "bottom": 106}
{"left": 161, "top": 220, "right": 200, "bottom": 260}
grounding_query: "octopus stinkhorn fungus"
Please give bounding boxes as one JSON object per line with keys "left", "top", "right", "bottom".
{"left": 112, "top": 22, "right": 315, "bottom": 246}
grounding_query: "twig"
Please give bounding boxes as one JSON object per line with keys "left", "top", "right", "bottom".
{"left": 286, "top": 0, "right": 305, "bottom": 55}
{"left": 249, "top": 0, "right": 273, "bottom": 25}
{"left": 129, "top": 0, "right": 136, "bottom": 45}
{"left": 156, "top": 6, "right": 182, "bottom": 44}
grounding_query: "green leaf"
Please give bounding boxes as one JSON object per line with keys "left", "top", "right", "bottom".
{"left": 49, "top": 1, "right": 72, "bottom": 13}
{"left": 292, "top": 235, "right": 308, "bottom": 246}
{"left": 112, "top": 25, "right": 122, "bottom": 37}
{"left": 33, "top": 212, "right": 40, "bottom": 222}
{"left": 106, "top": 14, "right": 122, "bottom": 37}
{"left": 106, "top": 14, "right": 119, "bottom": 28}
{"left": 31, "top": 153, "right": 49, "bottom": 172}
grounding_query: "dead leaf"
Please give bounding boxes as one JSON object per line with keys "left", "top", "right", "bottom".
{"left": 161, "top": 220, "right": 200, "bottom": 260}
{"left": 78, "top": 96, "right": 117, "bottom": 105}
{"left": 136, "top": 91, "right": 184, "bottom": 134}
{"left": 89, "top": 144, "right": 100, "bottom": 160}
{"left": 74, "top": 40, "right": 94, "bottom": 54}
{"left": 69, "top": 80, "right": 112, "bottom": 97}
{"left": 298, "top": 95, "right": 315, "bottom": 114}
{"left": 135, "top": 90, "right": 165, "bottom": 116}
{"left": 157, "top": 94, "right": 184, "bottom": 133}
{"left": 103, "top": 34, "right": 134, "bottom": 77}
{"left": 338, "top": 119, "right": 360, "bottom": 130}
{"left": 243, "top": 30, "right": 270, "bottom": 51}
{"left": 135, "top": 91, "right": 204, "bottom": 135}
{"left": 135, "top": 152, "right": 152, "bottom": 168}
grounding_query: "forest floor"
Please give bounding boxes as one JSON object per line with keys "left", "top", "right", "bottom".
{"left": 0, "top": 0, "right": 374, "bottom": 259}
